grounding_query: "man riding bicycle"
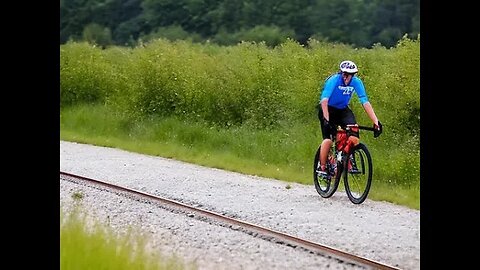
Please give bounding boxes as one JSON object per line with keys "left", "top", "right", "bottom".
{"left": 317, "top": 60, "right": 383, "bottom": 178}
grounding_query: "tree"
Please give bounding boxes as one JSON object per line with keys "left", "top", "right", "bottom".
{"left": 82, "top": 23, "right": 112, "bottom": 47}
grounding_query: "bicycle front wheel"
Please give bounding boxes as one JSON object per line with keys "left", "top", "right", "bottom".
{"left": 343, "top": 143, "right": 373, "bottom": 204}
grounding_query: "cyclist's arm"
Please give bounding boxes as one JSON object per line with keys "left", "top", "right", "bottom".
{"left": 320, "top": 98, "right": 330, "bottom": 121}
{"left": 319, "top": 76, "right": 336, "bottom": 121}
{"left": 353, "top": 78, "right": 369, "bottom": 105}
{"left": 362, "top": 102, "right": 379, "bottom": 126}
{"left": 354, "top": 79, "right": 379, "bottom": 126}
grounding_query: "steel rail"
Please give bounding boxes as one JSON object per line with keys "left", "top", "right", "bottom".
{"left": 60, "top": 171, "right": 401, "bottom": 270}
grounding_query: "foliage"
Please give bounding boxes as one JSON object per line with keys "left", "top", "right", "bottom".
{"left": 60, "top": 0, "right": 420, "bottom": 49}
{"left": 82, "top": 23, "right": 113, "bottom": 48}
{"left": 213, "top": 25, "right": 296, "bottom": 47}
{"left": 60, "top": 37, "right": 420, "bottom": 208}
{"left": 60, "top": 36, "right": 420, "bottom": 131}
{"left": 140, "top": 25, "right": 203, "bottom": 43}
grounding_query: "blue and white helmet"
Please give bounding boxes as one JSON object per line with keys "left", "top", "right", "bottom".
{"left": 339, "top": 60, "right": 358, "bottom": 74}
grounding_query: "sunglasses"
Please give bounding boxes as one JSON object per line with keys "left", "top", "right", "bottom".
{"left": 342, "top": 72, "right": 355, "bottom": 77}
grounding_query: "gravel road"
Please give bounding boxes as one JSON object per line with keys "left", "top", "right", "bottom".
{"left": 60, "top": 140, "right": 420, "bottom": 270}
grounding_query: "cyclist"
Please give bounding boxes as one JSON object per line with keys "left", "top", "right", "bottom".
{"left": 317, "top": 60, "right": 382, "bottom": 177}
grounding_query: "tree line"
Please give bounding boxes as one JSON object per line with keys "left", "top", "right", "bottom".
{"left": 60, "top": 0, "right": 419, "bottom": 48}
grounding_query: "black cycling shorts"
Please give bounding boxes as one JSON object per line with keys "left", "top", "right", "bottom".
{"left": 318, "top": 106, "right": 359, "bottom": 140}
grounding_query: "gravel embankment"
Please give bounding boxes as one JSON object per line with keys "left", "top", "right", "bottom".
{"left": 60, "top": 141, "right": 420, "bottom": 270}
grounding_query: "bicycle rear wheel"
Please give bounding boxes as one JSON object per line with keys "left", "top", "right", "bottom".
{"left": 343, "top": 143, "right": 372, "bottom": 204}
{"left": 313, "top": 145, "right": 341, "bottom": 198}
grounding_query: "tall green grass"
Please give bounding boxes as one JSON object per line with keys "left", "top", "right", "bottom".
{"left": 60, "top": 37, "right": 420, "bottom": 209}
{"left": 60, "top": 203, "right": 194, "bottom": 270}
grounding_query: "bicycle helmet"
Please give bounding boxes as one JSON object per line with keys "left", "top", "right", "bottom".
{"left": 339, "top": 60, "right": 358, "bottom": 74}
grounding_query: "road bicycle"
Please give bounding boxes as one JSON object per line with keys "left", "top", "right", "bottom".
{"left": 313, "top": 124, "right": 376, "bottom": 204}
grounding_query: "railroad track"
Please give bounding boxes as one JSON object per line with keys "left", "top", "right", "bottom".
{"left": 60, "top": 171, "right": 401, "bottom": 270}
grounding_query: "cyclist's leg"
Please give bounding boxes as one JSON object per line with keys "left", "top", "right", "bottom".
{"left": 340, "top": 107, "right": 360, "bottom": 153}
{"left": 318, "top": 106, "right": 336, "bottom": 173}
{"left": 319, "top": 139, "right": 333, "bottom": 172}
{"left": 338, "top": 107, "right": 361, "bottom": 173}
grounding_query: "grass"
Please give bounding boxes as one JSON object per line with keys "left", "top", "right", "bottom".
{"left": 60, "top": 102, "right": 419, "bottom": 269}
{"left": 60, "top": 202, "right": 195, "bottom": 270}
{"left": 60, "top": 104, "right": 420, "bottom": 210}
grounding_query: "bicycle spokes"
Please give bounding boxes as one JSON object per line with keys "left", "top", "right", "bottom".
{"left": 313, "top": 147, "right": 341, "bottom": 198}
{"left": 344, "top": 144, "right": 372, "bottom": 204}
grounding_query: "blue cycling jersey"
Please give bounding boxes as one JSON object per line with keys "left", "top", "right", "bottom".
{"left": 319, "top": 72, "right": 369, "bottom": 109}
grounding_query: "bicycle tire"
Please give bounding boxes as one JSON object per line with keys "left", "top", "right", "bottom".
{"left": 343, "top": 143, "right": 373, "bottom": 204}
{"left": 313, "top": 145, "right": 341, "bottom": 198}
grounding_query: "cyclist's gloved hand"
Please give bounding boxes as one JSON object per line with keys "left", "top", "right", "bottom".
{"left": 323, "top": 118, "right": 336, "bottom": 134}
{"left": 373, "top": 121, "right": 383, "bottom": 138}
